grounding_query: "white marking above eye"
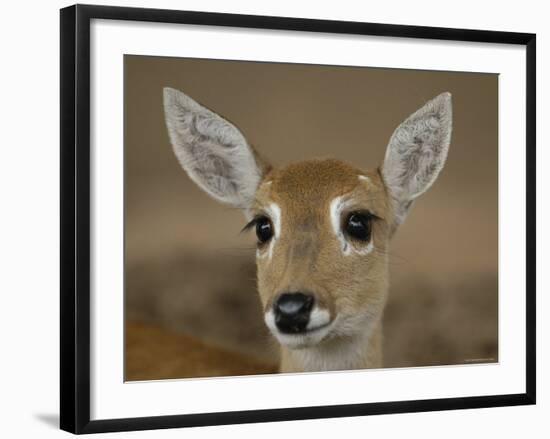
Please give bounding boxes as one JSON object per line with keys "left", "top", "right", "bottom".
{"left": 256, "top": 202, "right": 281, "bottom": 261}
{"left": 330, "top": 196, "right": 350, "bottom": 255}
{"left": 270, "top": 203, "right": 281, "bottom": 238}
{"left": 329, "top": 196, "right": 374, "bottom": 256}
{"left": 358, "top": 175, "right": 370, "bottom": 183}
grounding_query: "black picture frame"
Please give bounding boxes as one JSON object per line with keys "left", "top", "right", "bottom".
{"left": 60, "top": 4, "right": 536, "bottom": 434}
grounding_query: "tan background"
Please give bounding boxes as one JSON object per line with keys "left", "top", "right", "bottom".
{"left": 124, "top": 55, "right": 498, "bottom": 378}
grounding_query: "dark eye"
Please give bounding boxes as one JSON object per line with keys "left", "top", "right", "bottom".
{"left": 344, "top": 212, "right": 372, "bottom": 242}
{"left": 255, "top": 216, "right": 274, "bottom": 244}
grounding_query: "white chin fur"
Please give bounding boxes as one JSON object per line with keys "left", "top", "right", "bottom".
{"left": 264, "top": 308, "right": 333, "bottom": 349}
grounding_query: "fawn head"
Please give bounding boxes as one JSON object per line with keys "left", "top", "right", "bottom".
{"left": 163, "top": 88, "right": 452, "bottom": 350}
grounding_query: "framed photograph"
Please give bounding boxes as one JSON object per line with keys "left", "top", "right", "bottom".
{"left": 60, "top": 4, "right": 536, "bottom": 434}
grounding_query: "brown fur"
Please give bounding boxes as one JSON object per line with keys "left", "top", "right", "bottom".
{"left": 125, "top": 321, "right": 277, "bottom": 380}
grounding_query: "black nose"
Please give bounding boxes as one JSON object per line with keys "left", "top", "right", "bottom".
{"left": 274, "top": 293, "right": 314, "bottom": 334}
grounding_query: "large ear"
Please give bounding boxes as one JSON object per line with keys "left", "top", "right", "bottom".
{"left": 163, "top": 87, "right": 267, "bottom": 209}
{"left": 382, "top": 92, "right": 452, "bottom": 230}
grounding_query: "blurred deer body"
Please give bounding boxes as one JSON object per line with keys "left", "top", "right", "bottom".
{"left": 163, "top": 88, "right": 452, "bottom": 373}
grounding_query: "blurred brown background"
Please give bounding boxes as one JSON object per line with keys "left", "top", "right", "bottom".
{"left": 124, "top": 55, "right": 498, "bottom": 381}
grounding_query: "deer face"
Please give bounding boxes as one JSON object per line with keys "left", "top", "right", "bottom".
{"left": 164, "top": 88, "right": 452, "bottom": 351}
{"left": 250, "top": 160, "right": 391, "bottom": 349}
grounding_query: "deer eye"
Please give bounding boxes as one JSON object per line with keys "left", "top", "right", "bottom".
{"left": 255, "top": 216, "right": 274, "bottom": 244}
{"left": 344, "top": 212, "right": 372, "bottom": 242}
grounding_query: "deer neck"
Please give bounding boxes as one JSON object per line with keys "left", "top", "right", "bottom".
{"left": 278, "top": 319, "right": 383, "bottom": 373}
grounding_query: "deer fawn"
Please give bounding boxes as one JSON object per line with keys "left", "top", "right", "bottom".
{"left": 163, "top": 87, "right": 452, "bottom": 373}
